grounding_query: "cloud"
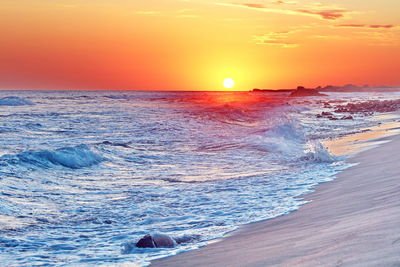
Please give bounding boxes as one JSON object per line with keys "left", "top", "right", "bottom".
{"left": 312, "top": 34, "right": 350, "bottom": 40}
{"left": 218, "top": 2, "right": 348, "bottom": 20}
{"left": 296, "top": 9, "right": 345, "bottom": 20}
{"left": 330, "top": 24, "right": 399, "bottom": 46}
{"left": 272, "top": 0, "right": 297, "bottom": 5}
{"left": 253, "top": 31, "right": 299, "bottom": 48}
{"left": 336, "top": 24, "right": 395, "bottom": 29}
{"left": 239, "top": 3, "right": 265, "bottom": 8}
{"left": 258, "top": 40, "right": 299, "bottom": 48}
{"left": 370, "top": 24, "right": 394, "bottom": 29}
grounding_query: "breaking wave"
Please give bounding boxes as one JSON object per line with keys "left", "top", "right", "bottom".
{"left": 302, "top": 142, "right": 337, "bottom": 163}
{"left": 0, "top": 96, "right": 34, "bottom": 106}
{"left": 242, "top": 116, "right": 336, "bottom": 163}
{"left": 1, "top": 144, "right": 103, "bottom": 169}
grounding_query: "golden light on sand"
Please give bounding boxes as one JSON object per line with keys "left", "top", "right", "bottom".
{"left": 223, "top": 78, "right": 235, "bottom": 89}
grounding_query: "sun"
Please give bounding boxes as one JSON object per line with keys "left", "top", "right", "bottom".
{"left": 223, "top": 78, "right": 235, "bottom": 89}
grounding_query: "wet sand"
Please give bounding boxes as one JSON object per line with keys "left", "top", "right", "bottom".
{"left": 152, "top": 134, "right": 400, "bottom": 267}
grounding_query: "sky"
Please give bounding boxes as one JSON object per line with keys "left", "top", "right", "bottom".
{"left": 0, "top": 0, "right": 399, "bottom": 91}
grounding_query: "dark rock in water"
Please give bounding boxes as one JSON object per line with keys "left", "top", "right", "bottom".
{"left": 316, "top": 111, "right": 336, "bottom": 120}
{"left": 136, "top": 234, "right": 155, "bottom": 248}
{"left": 153, "top": 233, "right": 177, "bottom": 248}
{"left": 136, "top": 233, "right": 177, "bottom": 248}
{"left": 290, "top": 86, "right": 327, "bottom": 97}
{"left": 341, "top": 115, "right": 354, "bottom": 120}
{"left": 333, "top": 99, "right": 400, "bottom": 114}
{"left": 174, "top": 234, "right": 201, "bottom": 244}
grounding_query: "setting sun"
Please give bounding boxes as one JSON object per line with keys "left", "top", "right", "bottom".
{"left": 223, "top": 78, "right": 235, "bottom": 89}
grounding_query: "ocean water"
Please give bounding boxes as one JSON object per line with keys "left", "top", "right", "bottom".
{"left": 0, "top": 90, "right": 399, "bottom": 266}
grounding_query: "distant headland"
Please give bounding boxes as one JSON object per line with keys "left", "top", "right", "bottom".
{"left": 251, "top": 84, "right": 400, "bottom": 96}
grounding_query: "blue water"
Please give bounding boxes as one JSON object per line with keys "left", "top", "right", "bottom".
{"left": 0, "top": 90, "right": 399, "bottom": 266}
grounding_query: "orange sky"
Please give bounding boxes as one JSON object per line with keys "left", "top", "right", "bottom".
{"left": 0, "top": 0, "right": 399, "bottom": 90}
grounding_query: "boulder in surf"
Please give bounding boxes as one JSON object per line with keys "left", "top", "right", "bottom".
{"left": 136, "top": 233, "right": 177, "bottom": 248}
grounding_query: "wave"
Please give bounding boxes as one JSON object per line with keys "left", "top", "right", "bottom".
{"left": 0, "top": 96, "right": 34, "bottom": 106}
{"left": 243, "top": 116, "right": 337, "bottom": 163}
{"left": 302, "top": 142, "right": 337, "bottom": 163}
{"left": 100, "top": 140, "right": 131, "bottom": 148}
{"left": 1, "top": 144, "right": 103, "bottom": 169}
{"left": 104, "top": 95, "right": 134, "bottom": 100}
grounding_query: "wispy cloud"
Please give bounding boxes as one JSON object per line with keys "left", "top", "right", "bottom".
{"left": 239, "top": 3, "right": 265, "bottom": 9}
{"left": 217, "top": 2, "right": 349, "bottom": 20}
{"left": 253, "top": 31, "right": 299, "bottom": 48}
{"left": 272, "top": 0, "right": 297, "bottom": 5}
{"left": 296, "top": 9, "right": 346, "bottom": 20}
{"left": 312, "top": 34, "right": 350, "bottom": 40}
{"left": 217, "top": 1, "right": 349, "bottom": 20}
{"left": 331, "top": 23, "right": 399, "bottom": 46}
{"left": 336, "top": 24, "right": 395, "bottom": 29}
{"left": 258, "top": 40, "right": 299, "bottom": 48}
{"left": 218, "top": 3, "right": 302, "bottom": 17}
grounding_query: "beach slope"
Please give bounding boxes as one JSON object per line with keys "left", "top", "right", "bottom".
{"left": 152, "top": 135, "right": 400, "bottom": 267}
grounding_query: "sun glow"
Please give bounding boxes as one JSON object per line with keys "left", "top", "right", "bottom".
{"left": 223, "top": 78, "right": 235, "bottom": 89}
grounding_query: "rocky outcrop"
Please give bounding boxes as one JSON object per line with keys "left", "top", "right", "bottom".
{"left": 136, "top": 233, "right": 177, "bottom": 248}
{"left": 334, "top": 99, "right": 400, "bottom": 114}
{"left": 290, "top": 86, "right": 327, "bottom": 97}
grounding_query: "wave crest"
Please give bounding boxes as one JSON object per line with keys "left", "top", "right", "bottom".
{"left": 2, "top": 144, "right": 103, "bottom": 169}
{"left": 302, "top": 142, "right": 337, "bottom": 163}
{"left": 245, "top": 117, "right": 337, "bottom": 163}
{"left": 0, "top": 96, "right": 34, "bottom": 106}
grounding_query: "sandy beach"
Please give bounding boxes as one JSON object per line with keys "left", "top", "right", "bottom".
{"left": 152, "top": 134, "right": 400, "bottom": 267}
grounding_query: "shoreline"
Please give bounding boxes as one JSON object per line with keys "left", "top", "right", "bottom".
{"left": 151, "top": 133, "right": 400, "bottom": 266}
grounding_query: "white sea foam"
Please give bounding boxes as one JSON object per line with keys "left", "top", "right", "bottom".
{"left": 302, "top": 142, "right": 337, "bottom": 163}
{"left": 0, "top": 90, "right": 399, "bottom": 266}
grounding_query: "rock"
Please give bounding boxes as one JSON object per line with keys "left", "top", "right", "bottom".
{"left": 341, "top": 115, "right": 354, "bottom": 120}
{"left": 174, "top": 234, "right": 201, "bottom": 244}
{"left": 290, "top": 86, "right": 327, "bottom": 97}
{"left": 333, "top": 99, "right": 400, "bottom": 114}
{"left": 136, "top": 234, "right": 155, "bottom": 248}
{"left": 136, "top": 233, "right": 177, "bottom": 248}
{"left": 152, "top": 233, "right": 177, "bottom": 248}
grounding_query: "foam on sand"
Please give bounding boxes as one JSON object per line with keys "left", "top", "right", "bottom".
{"left": 152, "top": 134, "right": 400, "bottom": 266}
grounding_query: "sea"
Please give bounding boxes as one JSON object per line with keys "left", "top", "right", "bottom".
{"left": 0, "top": 90, "right": 400, "bottom": 266}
